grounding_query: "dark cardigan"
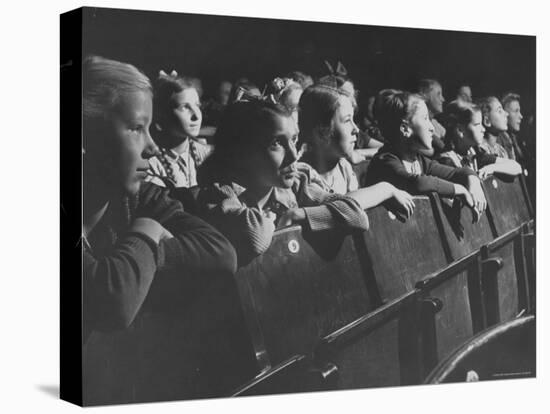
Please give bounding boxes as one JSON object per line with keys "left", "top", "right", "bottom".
{"left": 82, "top": 182, "right": 237, "bottom": 342}
{"left": 365, "top": 144, "right": 477, "bottom": 196}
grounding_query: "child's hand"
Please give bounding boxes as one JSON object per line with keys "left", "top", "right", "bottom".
{"left": 467, "top": 176, "right": 487, "bottom": 214}
{"left": 454, "top": 184, "right": 474, "bottom": 208}
{"left": 287, "top": 168, "right": 302, "bottom": 193}
{"left": 277, "top": 208, "right": 306, "bottom": 228}
{"left": 478, "top": 165, "right": 494, "bottom": 180}
{"left": 393, "top": 189, "right": 415, "bottom": 218}
{"left": 454, "top": 184, "right": 481, "bottom": 223}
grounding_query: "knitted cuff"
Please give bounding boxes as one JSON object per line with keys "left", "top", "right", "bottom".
{"left": 126, "top": 232, "right": 162, "bottom": 268}
{"left": 303, "top": 205, "right": 337, "bottom": 232}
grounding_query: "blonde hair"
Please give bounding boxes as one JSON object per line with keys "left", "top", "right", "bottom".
{"left": 83, "top": 55, "right": 152, "bottom": 124}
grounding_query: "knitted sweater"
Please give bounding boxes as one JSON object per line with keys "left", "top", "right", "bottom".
{"left": 197, "top": 163, "right": 369, "bottom": 265}
{"left": 83, "top": 182, "right": 237, "bottom": 342}
{"left": 365, "top": 145, "right": 476, "bottom": 196}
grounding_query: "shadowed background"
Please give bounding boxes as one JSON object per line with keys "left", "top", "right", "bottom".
{"left": 81, "top": 7, "right": 536, "bottom": 113}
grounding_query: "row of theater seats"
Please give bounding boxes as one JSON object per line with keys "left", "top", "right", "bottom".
{"left": 82, "top": 174, "right": 535, "bottom": 406}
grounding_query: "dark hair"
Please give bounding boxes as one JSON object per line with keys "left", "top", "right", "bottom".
{"left": 298, "top": 84, "right": 343, "bottom": 145}
{"left": 374, "top": 89, "right": 425, "bottom": 145}
{"left": 441, "top": 100, "right": 481, "bottom": 150}
{"left": 228, "top": 78, "right": 261, "bottom": 104}
{"left": 442, "top": 100, "right": 480, "bottom": 131}
{"left": 317, "top": 73, "right": 351, "bottom": 89}
{"left": 266, "top": 77, "right": 303, "bottom": 112}
{"left": 417, "top": 78, "right": 441, "bottom": 96}
{"left": 501, "top": 92, "right": 521, "bottom": 109}
{"left": 286, "top": 70, "right": 314, "bottom": 89}
{"left": 199, "top": 100, "right": 291, "bottom": 183}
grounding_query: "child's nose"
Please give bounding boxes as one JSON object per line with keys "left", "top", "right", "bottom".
{"left": 285, "top": 142, "right": 298, "bottom": 164}
{"left": 142, "top": 130, "right": 160, "bottom": 159}
{"left": 191, "top": 105, "right": 202, "bottom": 121}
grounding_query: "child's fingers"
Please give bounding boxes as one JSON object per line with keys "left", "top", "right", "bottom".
{"left": 463, "top": 193, "right": 474, "bottom": 208}
{"left": 264, "top": 210, "right": 277, "bottom": 222}
{"left": 472, "top": 193, "right": 487, "bottom": 213}
{"left": 472, "top": 207, "right": 481, "bottom": 224}
{"left": 407, "top": 200, "right": 415, "bottom": 216}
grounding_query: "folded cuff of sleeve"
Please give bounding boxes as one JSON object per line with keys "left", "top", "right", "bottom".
{"left": 125, "top": 232, "right": 163, "bottom": 268}
{"left": 304, "top": 205, "right": 337, "bottom": 232}
{"left": 304, "top": 196, "right": 369, "bottom": 232}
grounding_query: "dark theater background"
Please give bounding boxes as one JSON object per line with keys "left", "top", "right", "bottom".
{"left": 82, "top": 7, "right": 535, "bottom": 114}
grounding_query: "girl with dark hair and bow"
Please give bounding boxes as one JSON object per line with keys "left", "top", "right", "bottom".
{"left": 438, "top": 100, "right": 521, "bottom": 179}
{"left": 146, "top": 70, "right": 213, "bottom": 191}
{"left": 196, "top": 98, "right": 370, "bottom": 266}
{"left": 82, "top": 56, "right": 237, "bottom": 342}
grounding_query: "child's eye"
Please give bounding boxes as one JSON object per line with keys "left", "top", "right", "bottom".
{"left": 130, "top": 125, "right": 144, "bottom": 133}
{"left": 269, "top": 139, "right": 283, "bottom": 148}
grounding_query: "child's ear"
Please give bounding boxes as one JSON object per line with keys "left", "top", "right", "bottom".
{"left": 456, "top": 124, "right": 465, "bottom": 137}
{"left": 482, "top": 115, "right": 491, "bottom": 129}
{"left": 399, "top": 121, "right": 412, "bottom": 138}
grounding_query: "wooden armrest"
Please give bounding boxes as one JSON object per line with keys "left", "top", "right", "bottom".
{"left": 482, "top": 257, "right": 503, "bottom": 274}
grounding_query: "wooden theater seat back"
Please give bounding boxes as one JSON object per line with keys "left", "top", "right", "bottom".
{"left": 235, "top": 225, "right": 374, "bottom": 369}
{"left": 483, "top": 175, "right": 532, "bottom": 236}
{"left": 430, "top": 194, "right": 495, "bottom": 261}
{"left": 361, "top": 196, "right": 449, "bottom": 301}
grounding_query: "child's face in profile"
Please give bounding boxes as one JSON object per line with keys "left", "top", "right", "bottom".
{"left": 504, "top": 100, "right": 523, "bottom": 132}
{"left": 426, "top": 84, "right": 445, "bottom": 114}
{"left": 464, "top": 110, "right": 485, "bottom": 147}
{"left": 408, "top": 100, "right": 435, "bottom": 150}
{"left": 169, "top": 88, "right": 202, "bottom": 139}
{"left": 457, "top": 86, "right": 472, "bottom": 103}
{"left": 330, "top": 95, "right": 359, "bottom": 158}
{"left": 247, "top": 114, "right": 299, "bottom": 190}
{"left": 484, "top": 99, "right": 508, "bottom": 133}
{"left": 104, "top": 90, "right": 155, "bottom": 196}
